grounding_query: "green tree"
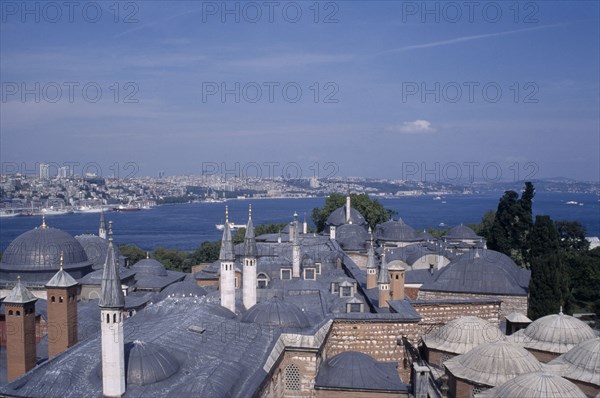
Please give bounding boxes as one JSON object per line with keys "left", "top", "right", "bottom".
{"left": 311, "top": 193, "right": 390, "bottom": 232}
{"left": 189, "top": 241, "right": 221, "bottom": 264}
{"left": 527, "top": 215, "right": 569, "bottom": 318}
{"left": 118, "top": 244, "right": 147, "bottom": 265}
{"left": 152, "top": 247, "right": 187, "bottom": 271}
{"left": 476, "top": 210, "right": 496, "bottom": 238}
{"left": 487, "top": 182, "right": 535, "bottom": 267}
{"left": 556, "top": 221, "right": 589, "bottom": 252}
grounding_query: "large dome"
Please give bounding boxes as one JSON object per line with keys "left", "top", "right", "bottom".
{"left": 335, "top": 223, "right": 369, "bottom": 251}
{"left": 375, "top": 219, "right": 418, "bottom": 242}
{"left": 444, "top": 341, "right": 543, "bottom": 387}
{"left": 475, "top": 372, "right": 586, "bottom": 398}
{"left": 420, "top": 249, "right": 530, "bottom": 295}
{"left": 0, "top": 226, "right": 93, "bottom": 284}
{"left": 423, "top": 316, "right": 505, "bottom": 355}
{"left": 443, "top": 225, "right": 481, "bottom": 240}
{"left": 75, "top": 234, "right": 123, "bottom": 270}
{"left": 510, "top": 312, "right": 596, "bottom": 354}
{"left": 241, "top": 297, "right": 310, "bottom": 329}
{"left": 326, "top": 206, "right": 367, "bottom": 227}
{"left": 133, "top": 258, "right": 168, "bottom": 277}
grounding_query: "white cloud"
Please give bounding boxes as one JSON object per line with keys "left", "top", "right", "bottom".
{"left": 387, "top": 120, "right": 436, "bottom": 134}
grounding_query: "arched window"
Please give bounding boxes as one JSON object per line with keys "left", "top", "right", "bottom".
{"left": 284, "top": 364, "right": 301, "bottom": 391}
{"left": 106, "top": 313, "right": 110, "bottom": 323}
{"left": 8, "top": 310, "right": 13, "bottom": 316}
{"left": 51, "top": 296, "right": 56, "bottom": 303}
{"left": 15, "top": 310, "right": 21, "bottom": 316}
{"left": 113, "top": 313, "right": 117, "bottom": 323}
{"left": 59, "top": 296, "right": 64, "bottom": 303}
{"left": 257, "top": 273, "right": 269, "bottom": 289}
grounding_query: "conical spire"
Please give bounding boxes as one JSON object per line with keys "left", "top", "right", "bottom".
{"left": 366, "top": 236, "right": 376, "bottom": 270}
{"left": 219, "top": 206, "right": 235, "bottom": 261}
{"left": 41, "top": 213, "right": 47, "bottom": 229}
{"left": 377, "top": 252, "right": 390, "bottom": 284}
{"left": 46, "top": 251, "right": 78, "bottom": 288}
{"left": 99, "top": 221, "right": 124, "bottom": 308}
{"left": 243, "top": 205, "right": 258, "bottom": 257}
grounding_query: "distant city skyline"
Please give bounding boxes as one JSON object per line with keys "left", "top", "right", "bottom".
{"left": 1, "top": 1, "right": 599, "bottom": 181}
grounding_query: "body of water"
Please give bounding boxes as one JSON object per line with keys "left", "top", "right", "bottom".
{"left": 1, "top": 192, "right": 598, "bottom": 252}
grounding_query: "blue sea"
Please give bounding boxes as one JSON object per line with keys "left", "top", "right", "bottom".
{"left": 1, "top": 192, "right": 598, "bottom": 252}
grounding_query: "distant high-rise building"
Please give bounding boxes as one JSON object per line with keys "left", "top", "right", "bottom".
{"left": 39, "top": 163, "right": 50, "bottom": 180}
{"left": 158, "top": 171, "right": 165, "bottom": 178}
{"left": 58, "top": 166, "right": 70, "bottom": 179}
{"left": 309, "top": 176, "right": 320, "bottom": 188}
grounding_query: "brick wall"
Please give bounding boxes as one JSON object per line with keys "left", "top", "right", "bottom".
{"left": 412, "top": 301, "right": 501, "bottom": 335}
{"left": 258, "top": 350, "right": 319, "bottom": 398}
{"left": 527, "top": 348, "right": 560, "bottom": 363}
{"left": 315, "top": 390, "right": 408, "bottom": 398}
{"left": 324, "top": 320, "right": 420, "bottom": 382}
{"left": 416, "top": 291, "right": 527, "bottom": 319}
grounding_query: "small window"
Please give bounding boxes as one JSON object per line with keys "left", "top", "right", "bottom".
{"left": 113, "top": 313, "right": 117, "bottom": 323}
{"left": 304, "top": 268, "right": 316, "bottom": 280}
{"left": 471, "top": 385, "right": 489, "bottom": 398}
{"left": 315, "top": 262, "right": 321, "bottom": 275}
{"left": 340, "top": 286, "right": 352, "bottom": 297}
{"left": 59, "top": 296, "right": 64, "bottom": 303}
{"left": 15, "top": 310, "right": 21, "bottom": 316}
{"left": 257, "top": 273, "right": 269, "bottom": 289}
{"left": 8, "top": 310, "right": 13, "bottom": 316}
{"left": 441, "top": 352, "right": 452, "bottom": 365}
{"left": 395, "top": 274, "right": 399, "bottom": 279}
{"left": 281, "top": 269, "right": 292, "bottom": 280}
{"left": 347, "top": 303, "right": 362, "bottom": 313}
{"left": 51, "top": 296, "right": 56, "bottom": 303}
{"left": 284, "top": 364, "right": 301, "bottom": 391}
{"left": 106, "top": 313, "right": 110, "bottom": 323}
{"left": 330, "top": 282, "right": 339, "bottom": 294}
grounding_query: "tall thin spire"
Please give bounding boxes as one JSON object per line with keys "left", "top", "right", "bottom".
{"left": 59, "top": 251, "right": 63, "bottom": 271}
{"left": 219, "top": 207, "right": 235, "bottom": 261}
{"left": 99, "top": 211, "right": 107, "bottom": 239}
{"left": 99, "top": 221, "right": 124, "bottom": 308}
{"left": 378, "top": 252, "right": 390, "bottom": 285}
{"left": 41, "top": 213, "right": 47, "bottom": 229}
{"left": 243, "top": 205, "right": 257, "bottom": 257}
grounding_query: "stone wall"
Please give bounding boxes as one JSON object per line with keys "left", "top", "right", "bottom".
{"left": 527, "top": 348, "right": 560, "bottom": 364}
{"left": 347, "top": 253, "right": 367, "bottom": 269}
{"left": 258, "top": 349, "right": 319, "bottom": 398}
{"left": 315, "top": 390, "right": 408, "bottom": 398}
{"left": 412, "top": 300, "right": 501, "bottom": 335}
{"left": 324, "top": 320, "right": 421, "bottom": 383}
{"left": 416, "top": 290, "right": 527, "bottom": 319}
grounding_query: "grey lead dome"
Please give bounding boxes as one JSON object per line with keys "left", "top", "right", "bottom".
{"left": 241, "top": 297, "right": 310, "bottom": 329}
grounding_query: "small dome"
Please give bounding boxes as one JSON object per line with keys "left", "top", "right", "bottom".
{"left": 126, "top": 340, "right": 180, "bottom": 386}
{"left": 133, "top": 258, "right": 168, "bottom": 277}
{"left": 315, "top": 351, "right": 406, "bottom": 391}
{"left": 476, "top": 372, "right": 587, "bottom": 398}
{"left": 375, "top": 219, "right": 417, "bottom": 242}
{"left": 326, "top": 206, "right": 367, "bottom": 227}
{"left": 513, "top": 313, "right": 596, "bottom": 354}
{"left": 423, "top": 316, "right": 505, "bottom": 355}
{"left": 444, "top": 341, "right": 542, "bottom": 387}
{"left": 241, "top": 297, "right": 310, "bottom": 329}
{"left": 443, "top": 225, "right": 480, "bottom": 240}
{"left": 335, "top": 223, "right": 369, "bottom": 251}
{"left": 548, "top": 337, "right": 600, "bottom": 385}
{"left": 387, "top": 259, "right": 407, "bottom": 271}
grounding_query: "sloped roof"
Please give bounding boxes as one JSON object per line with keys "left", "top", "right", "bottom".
{"left": 444, "top": 341, "right": 543, "bottom": 387}
{"left": 126, "top": 340, "right": 180, "bottom": 386}
{"left": 46, "top": 268, "right": 78, "bottom": 288}
{"left": 241, "top": 296, "right": 311, "bottom": 329}
{"left": 475, "top": 372, "right": 586, "bottom": 398}
{"left": 4, "top": 277, "right": 37, "bottom": 304}
{"left": 315, "top": 351, "right": 408, "bottom": 392}
{"left": 374, "top": 219, "right": 418, "bottom": 242}
{"left": 547, "top": 337, "right": 600, "bottom": 385}
{"left": 99, "top": 240, "right": 124, "bottom": 308}
{"left": 423, "top": 316, "right": 505, "bottom": 355}
{"left": 443, "top": 225, "right": 482, "bottom": 240}
{"left": 509, "top": 312, "right": 596, "bottom": 354}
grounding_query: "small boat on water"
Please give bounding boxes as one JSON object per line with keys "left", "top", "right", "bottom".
{"left": 113, "top": 205, "right": 142, "bottom": 212}
{"left": 566, "top": 201, "right": 579, "bottom": 205}
{"left": 75, "top": 206, "right": 105, "bottom": 213}
{"left": 215, "top": 222, "right": 245, "bottom": 231}
{"left": 0, "top": 210, "right": 19, "bottom": 217}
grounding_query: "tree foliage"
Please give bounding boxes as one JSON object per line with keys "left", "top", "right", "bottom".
{"left": 311, "top": 193, "right": 390, "bottom": 232}
{"left": 189, "top": 241, "right": 221, "bottom": 264}
{"left": 118, "top": 244, "right": 147, "bottom": 265}
{"left": 487, "top": 182, "right": 535, "bottom": 267}
{"left": 528, "top": 253, "right": 562, "bottom": 320}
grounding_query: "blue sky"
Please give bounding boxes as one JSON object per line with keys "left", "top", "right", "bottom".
{"left": 1, "top": 1, "right": 599, "bottom": 181}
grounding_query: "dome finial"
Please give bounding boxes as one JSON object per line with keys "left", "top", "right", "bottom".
{"left": 108, "top": 221, "right": 113, "bottom": 242}
{"left": 41, "top": 213, "right": 47, "bottom": 229}
{"left": 146, "top": 251, "right": 149, "bottom": 259}
{"left": 60, "top": 251, "right": 63, "bottom": 271}
{"left": 248, "top": 204, "right": 252, "bottom": 220}
{"left": 225, "top": 205, "right": 229, "bottom": 223}
{"left": 559, "top": 306, "right": 563, "bottom": 315}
